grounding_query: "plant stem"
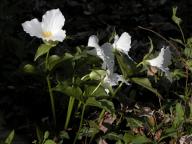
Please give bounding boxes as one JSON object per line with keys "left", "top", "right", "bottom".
{"left": 64, "top": 97, "right": 75, "bottom": 129}
{"left": 46, "top": 74, "right": 56, "bottom": 127}
{"left": 73, "top": 104, "right": 86, "bottom": 144}
{"left": 45, "top": 51, "right": 56, "bottom": 127}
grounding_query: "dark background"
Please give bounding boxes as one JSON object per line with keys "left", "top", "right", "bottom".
{"left": 0, "top": 0, "right": 192, "bottom": 142}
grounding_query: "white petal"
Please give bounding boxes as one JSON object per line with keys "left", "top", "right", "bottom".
{"left": 101, "top": 43, "right": 114, "bottom": 72}
{"left": 50, "top": 30, "right": 66, "bottom": 42}
{"left": 113, "top": 32, "right": 131, "bottom": 55}
{"left": 147, "top": 47, "right": 171, "bottom": 68}
{"left": 22, "top": 18, "right": 42, "bottom": 38}
{"left": 88, "top": 35, "right": 99, "bottom": 48}
{"left": 103, "top": 72, "right": 129, "bottom": 88}
{"left": 41, "top": 9, "right": 65, "bottom": 34}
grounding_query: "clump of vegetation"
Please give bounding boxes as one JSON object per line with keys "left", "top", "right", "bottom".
{"left": 1, "top": 5, "right": 192, "bottom": 144}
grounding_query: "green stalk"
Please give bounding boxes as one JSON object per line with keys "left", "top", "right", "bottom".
{"left": 45, "top": 51, "right": 56, "bottom": 127}
{"left": 47, "top": 74, "right": 56, "bottom": 126}
{"left": 73, "top": 104, "right": 86, "bottom": 144}
{"left": 64, "top": 97, "right": 75, "bottom": 129}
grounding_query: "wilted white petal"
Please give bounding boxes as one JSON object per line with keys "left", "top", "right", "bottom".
{"left": 147, "top": 47, "right": 171, "bottom": 68}
{"left": 87, "top": 36, "right": 114, "bottom": 71}
{"left": 101, "top": 43, "right": 114, "bottom": 72}
{"left": 50, "top": 30, "right": 66, "bottom": 42}
{"left": 147, "top": 47, "right": 172, "bottom": 81}
{"left": 22, "top": 18, "right": 42, "bottom": 38}
{"left": 113, "top": 32, "right": 131, "bottom": 55}
{"left": 41, "top": 9, "right": 65, "bottom": 34}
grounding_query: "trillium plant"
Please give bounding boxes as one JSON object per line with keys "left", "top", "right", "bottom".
{"left": 20, "top": 7, "right": 192, "bottom": 144}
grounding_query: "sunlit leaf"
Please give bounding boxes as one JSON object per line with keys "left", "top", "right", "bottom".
{"left": 34, "top": 44, "right": 53, "bottom": 61}
{"left": 5, "top": 130, "right": 15, "bottom": 144}
{"left": 44, "top": 140, "right": 56, "bottom": 144}
{"left": 89, "top": 70, "right": 106, "bottom": 80}
{"left": 172, "top": 7, "right": 182, "bottom": 26}
{"left": 123, "top": 133, "right": 151, "bottom": 144}
{"left": 173, "top": 103, "right": 184, "bottom": 128}
{"left": 103, "top": 132, "right": 123, "bottom": 141}
{"left": 84, "top": 85, "right": 107, "bottom": 97}
{"left": 23, "top": 64, "right": 36, "bottom": 73}
{"left": 86, "top": 98, "right": 115, "bottom": 114}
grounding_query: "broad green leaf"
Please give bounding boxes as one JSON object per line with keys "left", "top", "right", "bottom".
{"left": 115, "top": 52, "right": 135, "bottom": 78}
{"left": 130, "top": 77, "right": 162, "bottom": 99}
{"left": 43, "top": 131, "right": 49, "bottom": 140}
{"left": 44, "top": 140, "right": 56, "bottom": 144}
{"left": 159, "top": 127, "right": 177, "bottom": 141}
{"left": 84, "top": 85, "right": 107, "bottom": 97}
{"left": 47, "top": 53, "right": 73, "bottom": 71}
{"left": 23, "top": 64, "right": 36, "bottom": 73}
{"left": 126, "top": 118, "right": 143, "bottom": 128}
{"left": 123, "top": 133, "right": 151, "bottom": 144}
{"left": 131, "top": 135, "right": 151, "bottom": 144}
{"left": 34, "top": 44, "right": 53, "bottom": 61}
{"left": 78, "top": 127, "right": 99, "bottom": 138}
{"left": 184, "top": 48, "right": 192, "bottom": 58}
{"left": 103, "top": 132, "right": 123, "bottom": 141}
{"left": 172, "top": 7, "right": 182, "bottom": 26}
{"left": 172, "top": 69, "right": 186, "bottom": 80}
{"left": 86, "top": 98, "right": 115, "bottom": 114}
{"left": 89, "top": 70, "right": 106, "bottom": 80}
{"left": 59, "top": 130, "right": 70, "bottom": 139}
{"left": 173, "top": 103, "right": 184, "bottom": 128}
{"left": 5, "top": 130, "right": 14, "bottom": 144}
{"left": 53, "top": 83, "right": 82, "bottom": 100}
{"left": 47, "top": 55, "right": 61, "bottom": 70}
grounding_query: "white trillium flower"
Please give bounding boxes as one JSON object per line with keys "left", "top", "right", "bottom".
{"left": 87, "top": 35, "right": 114, "bottom": 72}
{"left": 87, "top": 35, "right": 129, "bottom": 88}
{"left": 113, "top": 32, "right": 131, "bottom": 56}
{"left": 147, "top": 47, "right": 172, "bottom": 81}
{"left": 22, "top": 9, "right": 66, "bottom": 42}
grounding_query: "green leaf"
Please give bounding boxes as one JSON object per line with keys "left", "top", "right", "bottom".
{"left": 89, "top": 70, "right": 106, "bottom": 80}
{"left": 59, "top": 130, "right": 70, "bottom": 139}
{"left": 84, "top": 85, "right": 107, "bottom": 97}
{"left": 44, "top": 140, "right": 56, "bottom": 144}
{"left": 172, "top": 7, "right": 182, "bottom": 26}
{"left": 86, "top": 98, "right": 115, "bottom": 114}
{"left": 43, "top": 131, "right": 49, "bottom": 141}
{"left": 23, "top": 64, "right": 36, "bottom": 73}
{"left": 47, "top": 53, "right": 73, "bottom": 71}
{"left": 159, "top": 127, "right": 177, "bottom": 141}
{"left": 130, "top": 77, "right": 162, "bottom": 99}
{"left": 103, "top": 132, "right": 123, "bottom": 141}
{"left": 53, "top": 83, "right": 82, "bottom": 100}
{"left": 126, "top": 118, "right": 143, "bottom": 128}
{"left": 123, "top": 133, "right": 151, "bottom": 144}
{"left": 173, "top": 103, "right": 184, "bottom": 128}
{"left": 172, "top": 69, "right": 186, "bottom": 80}
{"left": 115, "top": 52, "right": 135, "bottom": 78}
{"left": 4, "top": 130, "right": 14, "bottom": 144}
{"left": 34, "top": 44, "right": 53, "bottom": 61}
